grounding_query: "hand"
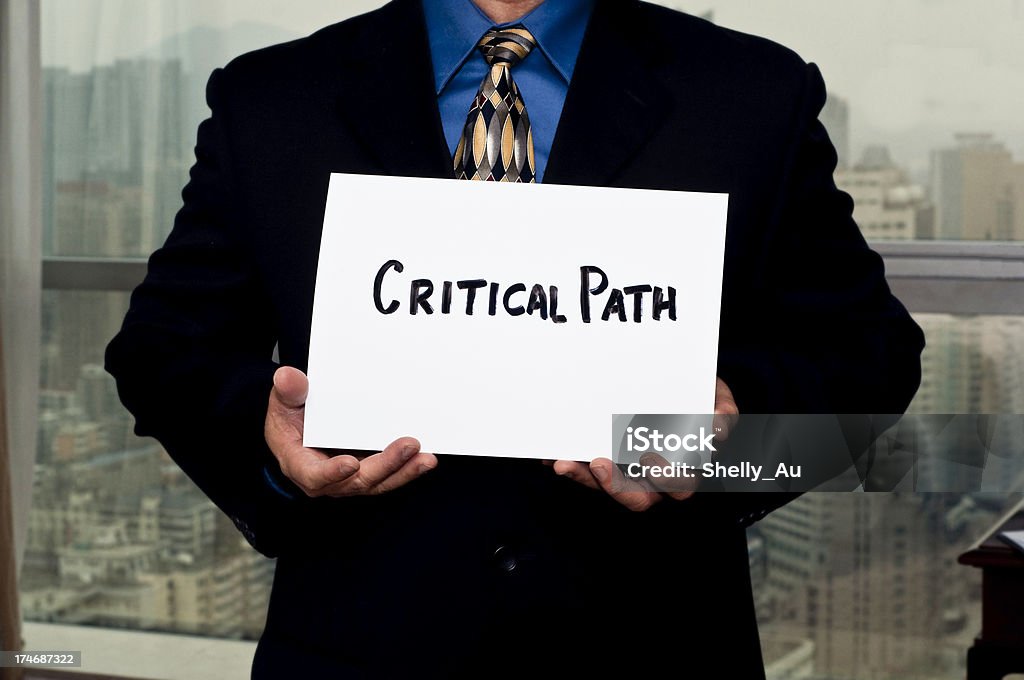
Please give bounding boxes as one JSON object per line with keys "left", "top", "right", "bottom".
{"left": 265, "top": 366, "right": 438, "bottom": 498}
{"left": 711, "top": 376, "right": 739, "bottom": 441}
{"left": 549, "top": 377, "right": 739, "bottom": 511}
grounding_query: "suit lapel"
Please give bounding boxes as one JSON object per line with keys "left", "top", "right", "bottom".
{"left": 331, "top": 0, "right": 673, "bottom": 185}
{"left": 545, "top": 0, "right": 672, "bottom": 187}
{"left": 333, "top": 0, "right": 453, "bottom": 179}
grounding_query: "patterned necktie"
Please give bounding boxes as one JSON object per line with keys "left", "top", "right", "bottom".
{"left": 454, "top": 26, "right": 537, "bottom": 183}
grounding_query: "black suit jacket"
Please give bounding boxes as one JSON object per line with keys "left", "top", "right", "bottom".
{"left": 105, "top": 0, "right": 924, "bottom": 676}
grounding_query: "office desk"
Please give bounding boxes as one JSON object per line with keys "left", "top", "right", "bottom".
{"left": 959, "top": 499, "right": 1024, "bottom": 680}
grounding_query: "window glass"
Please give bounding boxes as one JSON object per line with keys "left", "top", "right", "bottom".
{"left": 31, "top": 3, "right": 1024, "bottom": 678}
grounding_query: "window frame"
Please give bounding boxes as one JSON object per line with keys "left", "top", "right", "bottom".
{"left": 42, "top": 241, "right": 1024, "bottom": 316}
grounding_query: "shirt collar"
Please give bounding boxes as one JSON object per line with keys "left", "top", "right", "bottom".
{"left": 423, "top": 0, "right": 594, "bottom": 94}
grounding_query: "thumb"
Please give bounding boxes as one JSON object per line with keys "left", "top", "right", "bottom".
{"left": 272, "top": 366, "right": 309, "bottom": 409}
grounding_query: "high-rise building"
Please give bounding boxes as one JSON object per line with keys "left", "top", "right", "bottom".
{"left": 43, "top": 59, "right": 190, "bottom": 258}
{"left": 760, "top": 494, "right": 831, "bottom": 620}
{"left": 21, "top": 438, "right": 276, "bottom": 638}
{"left": 762, "top": 636, "right": 815, "bottom": 680}
{"left": 22, "top": 526, "right": 273, "bottom": 637}
{"left": 930, "top": 133, "right": 1024, "bottom": 241}
{"left": 905, "top": 315, "right": 1024, "bottom": 493}
{"left": 756, "top": 493, "right": 1001, "bottom": 679}
{"left": 835, "top": 146, "right": 929, "bottom": 240}
{"left": 910, "top": 315, "right": 1024, "bottom": 415}
{"left": 76, "top": 364, "right": 121, "bottom": 422}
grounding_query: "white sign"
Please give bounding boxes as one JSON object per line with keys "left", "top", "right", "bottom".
{"left": 304, "top": 174, "right": 728, "bottom": 461}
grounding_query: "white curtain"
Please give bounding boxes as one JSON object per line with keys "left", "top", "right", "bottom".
{"left": 12, "top": 0, "right": 382, "bottom": 649}
{"left": 0, "top": 0, "right": 42, "bottom": 583}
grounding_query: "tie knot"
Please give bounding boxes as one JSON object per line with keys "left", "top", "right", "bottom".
{"left": 477, "top": 26, "right": 537, "bottom": 67}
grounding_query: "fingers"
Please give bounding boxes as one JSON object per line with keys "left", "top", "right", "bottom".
{"left": 320, "top": 437, "right": 438, "bottom": 498}
{"left": 266, "top": 367, "right": 309, "bottom": 451}
{"left": 319, "top": 452, "right": 437, "bottom": 497}
{"left": 282, "top": 448, "right": 361, "bottom": 496}
{"left": 589, "top": 458, "right": 662, "bottom": 512}
{"left": 638, "top": 453, "right": 698, "bottom": 502}
{"left": 272, "top": 366, "right": 309, "bottom": 409}
{"left": 552, "top": 460, "right": 601, "bottom": 491}
{"left": 267, "top": 366, "right": 360, "bottom": 496}
{"left": 368, "top": 452, "right": 439, "bottom": 495}
{"left": 266, "top": 368, "right": 309, "bottom": 445}
{"left": 714, "top": 377, "right": 740, "bottom": 442}
{"left": 551, "top": 456, "right": 698, "bottom": 506}
{"left": 265, "top": 374, "right": 436, "bottom": 498}
{"left": 356, "top": 437, "right": 422, "bottom": 488}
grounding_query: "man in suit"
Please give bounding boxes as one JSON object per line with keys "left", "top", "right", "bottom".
{"left": 105, "top": 0, "right": 925, "bottom": 676}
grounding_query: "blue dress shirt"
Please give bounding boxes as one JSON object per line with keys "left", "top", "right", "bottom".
{"left": 422, "top": 0, "right": 594, "bottom": 183}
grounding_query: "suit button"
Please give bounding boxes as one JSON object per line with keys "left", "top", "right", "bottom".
{"left": 493, "top": 545, "right": 518, "bottom": 572}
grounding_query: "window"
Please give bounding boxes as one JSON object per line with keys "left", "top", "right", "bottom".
{"left": 22, "top": 2, "right": 1024, "bottom": 680}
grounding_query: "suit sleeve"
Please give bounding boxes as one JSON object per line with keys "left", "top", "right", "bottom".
{"left": 719, "top": 62, "right": 924, "bottom": 415}
{"left": 707, "top": 62, "right": 925, "bottom": 527}
{"left": 105, "top": 67, "right": 314, "bottom": 558}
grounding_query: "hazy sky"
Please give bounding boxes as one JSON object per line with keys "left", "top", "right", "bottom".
{"left": 42, "top": 0, "right": 1024, "bottom": 174}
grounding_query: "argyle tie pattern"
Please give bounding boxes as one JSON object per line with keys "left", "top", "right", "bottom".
{"left": 454, "top": 26, "right": 537, "bottom": 183}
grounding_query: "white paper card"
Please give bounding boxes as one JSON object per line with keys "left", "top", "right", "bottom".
{"left": 304, "top": 174, "right": 728, "bottom": 461}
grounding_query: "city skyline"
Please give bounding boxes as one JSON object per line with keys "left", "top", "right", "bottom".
{"left": 41, "top": 0, "right": 1024, "bottom": 176}
{"left": 39, "top": 53, "right": 1024, "bottom": 255}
